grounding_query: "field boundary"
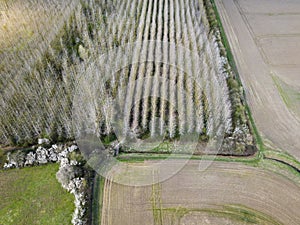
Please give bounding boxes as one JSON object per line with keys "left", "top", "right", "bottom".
{"left": 211, "top": 0, "right": 300, "bottom": 173}
{"left": 91, "top": 174, "right": 105, "bottom": 225}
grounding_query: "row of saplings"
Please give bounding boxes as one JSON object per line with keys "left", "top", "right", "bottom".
{"left": 3, "top": 139, "right": 91, "bottom": 225}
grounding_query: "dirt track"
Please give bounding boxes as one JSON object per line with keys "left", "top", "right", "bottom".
{"left": 215, "top": 0, "right": 300, "bottom": 160}
{"left": 100, "top": 161, "right": 300, "bottom": 225}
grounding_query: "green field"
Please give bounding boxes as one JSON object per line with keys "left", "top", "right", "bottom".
{"left": 0, "top": 149, "right": 5, "bottom": 168}
{"left": 272, "top": 75, "right": 300, "bottom": 119}
{"left": 0, "top": 164, "right": 74, "bottom": 225}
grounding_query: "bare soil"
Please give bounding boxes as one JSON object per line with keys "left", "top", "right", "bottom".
{"left": 100, "top": 161, "right": 300, "bottom": 225}
{"left": 215, "top": 0, "right": 300, "bottom": 160}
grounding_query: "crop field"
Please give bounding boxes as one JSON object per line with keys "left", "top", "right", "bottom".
{"left": 100, "top": 161, "right": 300, "bottom": 225}
{"left": 214, "top": 0, "right": 300, "bottom": 160}
{"left": 0, "top": 164, "right": 74, "bottom": 225}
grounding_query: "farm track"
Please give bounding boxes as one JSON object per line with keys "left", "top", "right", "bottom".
{"left": 101, "top": 174, "right": 113, "bottom": 225}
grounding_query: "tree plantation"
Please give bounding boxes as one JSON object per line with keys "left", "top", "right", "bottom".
{"left": 0, "top": 0, "right": 255, "bottom": 155}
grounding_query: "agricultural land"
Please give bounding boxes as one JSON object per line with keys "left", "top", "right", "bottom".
{"left": 0, "top": 0, "right": 299, "bottom": 225}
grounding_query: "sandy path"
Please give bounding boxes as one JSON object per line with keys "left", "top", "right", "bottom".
{"left": 215, "top": 0, "right": 300, "bottom": 160}
{"left": 100, "top": 161, "right": 300, "bottom": 225}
